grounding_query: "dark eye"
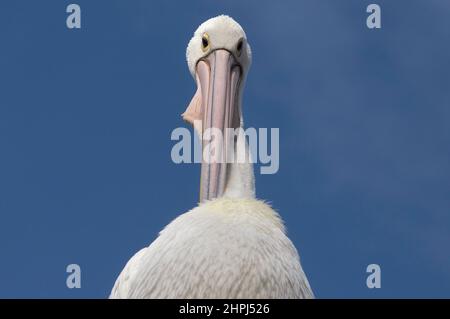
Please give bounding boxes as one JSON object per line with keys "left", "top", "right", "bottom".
{"left": 237, "top": 39, "right": 243, "bottom": 56}
{"left": 201, "top": 33, "right": 210, "bottom": 52}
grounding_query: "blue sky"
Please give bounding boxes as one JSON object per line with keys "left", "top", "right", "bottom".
{"left": 0, "top": 0, "right": 449, "bottom": 298}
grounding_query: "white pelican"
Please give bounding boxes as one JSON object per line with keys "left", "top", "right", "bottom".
{"left": 110, "top": 15, "right": 313, "bottom": 299}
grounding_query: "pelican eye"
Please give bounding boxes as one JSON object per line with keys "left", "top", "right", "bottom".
{"left": 236, "top": 39, "right": 243, "bottom": 56}
{"left": 201, "top": 33, "right": 210, "bottom": 52}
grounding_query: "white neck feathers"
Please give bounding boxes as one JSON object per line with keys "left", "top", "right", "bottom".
{"left": 223, "top": 119, "right": 255, "bottom": 199}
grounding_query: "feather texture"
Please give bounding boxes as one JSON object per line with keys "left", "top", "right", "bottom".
{"left": 110, "top": 197, "right": 313, "bottom": 298}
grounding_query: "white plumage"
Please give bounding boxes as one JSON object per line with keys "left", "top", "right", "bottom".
{"left": 110, "top": 15, "right": 313, "bottom": 299}
{"left": 111, "top": 198, "right": 312, "bottom": 298}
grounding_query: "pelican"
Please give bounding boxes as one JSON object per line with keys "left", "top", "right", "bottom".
{"left": 110, "top": 15, "right": 313, "bottom": 299}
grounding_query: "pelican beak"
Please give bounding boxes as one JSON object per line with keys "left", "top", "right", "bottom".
{"left": 182, "top": 49, "right": 241, "bottom": 202}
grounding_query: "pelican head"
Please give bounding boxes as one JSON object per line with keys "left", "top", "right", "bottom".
{"left": 185, "top": 15, "right": 252, "bottom": 80}
{"left": 183, "top": 15, "right": 252, "bottom": 202}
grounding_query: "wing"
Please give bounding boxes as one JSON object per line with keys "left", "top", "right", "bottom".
{"left": 109, "top": 248, "right": 147, "bottom": 298}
